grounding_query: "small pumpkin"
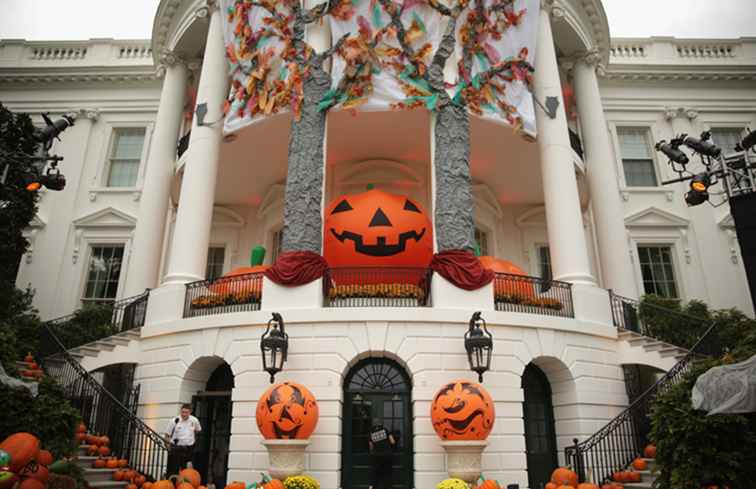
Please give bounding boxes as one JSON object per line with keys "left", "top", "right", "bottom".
{"left": 106, "top": 459, "right": 119, "bottom": 469}
{"left": 76, "top": 423, "right": 87, "bottom": 434}
{"left": 75, "top": 433, "right": 86, "bottom": 444}
{"left": 118, "top": 459, "right": 128, "bottom": 468}
{"left": 577, "top": 484, "right": 599, "bottom": 489}
{"left": 36, "top": 450, "right": 53, "bottom": 466}
{"left": 197, "top": 486, "right": 207, "bottom": 489}
{"left": 632, "top": 458, "right": 647, "bottom": 471}
{"left": 176, "top": 482, "right": 194, "bottom": 489}
{"left": 85, "top": 435, "right": 98, "bottom": 445}
{"left": 98, "top": 446, "right": 111, "bottom": 457}
{"left": 556, "top": 486, "right": 574, "bottom": 489}
{"left": 545, "top": 483, "right": 558, "bottom": 489}
{"left": 99, "top": 437, "right": 110, "bottom": 447}
{"left": 478, "top": 480, "right": 500, "bottom": 489}
{"left": 550, "top": 467, "right": 578, "bottom": 487}
{"left": 28, "top": 465, "right": 49, "bottom": 483}
{"left": 152, "top": 481, "right": 174, "bottom": 489}
{"left": 225, "top": 482, "right": 246, "bottom": 489}
{"left": 612, "top": 472, "right": 624, "bottom": 483}
{"left": 113, "top": 470, "right": 126, "bottom": 481}
{"left": 0, "top": 433, "right": 41, "bottom": 473}
{"left": 126, "top": 484, "right": 138, "bottom": 489}
{"left": 86, "top": 445, "right": 99, "bottom": 456}
{"left": 93, "top": 459, "right": 106, "bottom": 469}
{"left": 124, "top": 469, "right": 137, "bottom": 481}
{"left": 643, "top": 444, "right": 657, "bottom": 458}
{"left": 24, "top": 353, "right": 35, "bottom": 364}
{"left": 134, "top": 475, "right": 146, "bottom": 487}
{"left": 624, "top": 472, "right": 641, "bottom": 483}
{"left": 178, "top": 464, "right": 201, "bottom": 488}
{"left": 143, "top": 483, "right": 153, "bottom": 489}
{"left": 18, "top": 478, "right": 45, "bottom": 489}
{"left": 262, "top": 480, "right": 284, "bottom": 489}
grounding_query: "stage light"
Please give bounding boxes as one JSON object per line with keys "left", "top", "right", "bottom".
{"left": 655, "top": 140, "right": 689, "bottom": 165}
{"left": 736, "top": 129, "right": 756, "bottom": 152}
{"left": 35, "top": 113, "right": 76, "bottom": 149}
{"left": 685, "top": 173, "right": 711, "bottom": 207}
{"left": 683, "top": 132, "right": 721, "bottom": 158}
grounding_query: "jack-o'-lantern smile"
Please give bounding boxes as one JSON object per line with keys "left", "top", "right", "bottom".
{"left": 329, "top": 228, "right": 426, "bottom": 257}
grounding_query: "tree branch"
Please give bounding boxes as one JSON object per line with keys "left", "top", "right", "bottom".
{"left": 303, "top": 0, "right": 337, "bottom": 24}
{"left": 311, "top": 32, "right": 350, "bottom": 69}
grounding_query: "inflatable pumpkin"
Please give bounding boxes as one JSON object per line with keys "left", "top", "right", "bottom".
{"left": 324, "top": 189, "right": 433, "bottom": 268}
{"left": 430, "top": 380, "right": 495, "bottom": 441}
{"left": 256, "top": 381, "right": 319, "bottom": 440}
{"left": 478, "top": 256, "right": 535, "bottom": 298}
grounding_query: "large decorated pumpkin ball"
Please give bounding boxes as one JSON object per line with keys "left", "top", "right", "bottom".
{"left": 256, "top": 382, "right": 319, "bottom": 440}
{"left": 479, "top": 256, "right": 535, "bottom": 298}
{"left": 323, "top": 189, "right": 433, "bottom": 268}
{"left": 430, "top": 380, "right": 495, "bottom": 441}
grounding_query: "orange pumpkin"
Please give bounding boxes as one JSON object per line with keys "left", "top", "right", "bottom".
{"left": 601, "top": 484, "right": 623, "bottom": 489}
{"left": 225, "top": 482, "right": 246, "bottom": 489}
{"left": 85, "top": 434, "right": 98, "bottom": 445}
{"left": 27, "top": 465, "right": 49, "bottom": 483}
{"left": 76, "top": 423, "right": 87, "bottom": 433}
{"left": 643, "top": 444, "right": 657, "bottom": 458}
{"left": 0, "top": 433, "right": 41, "bottom": 473}
{"left": 478, "top": 480, "right": 500, "bottom": 489}
{"left": 430, "top": 380, "right": 495, "bottom": 441}
{"left": 545, "top": 483, "right": 558, "bottom": 489}
{"left": 18, "top": 478, "right": 45, "bottom": 489}
{"left": 134, "top": 475, "right": 146, "bottom": 487}
{"left": 632, "top": 458, "right": 647, "bottom": 471}
{"left": 36, "top": 450, "right": 53, "bottom": 466}
{"left": 126, "top": 484, "right": 138, "bottom": 489}
{"left": 106, "top": 459, "right": 120, "bottom": 469}
{"left": 100, "top": 436, "right": 110, "bottom": 447}
{"left": 176, "top": 483, "right": 194, "bottom": 489}
{"left": 208, "top": 265, "right": 268, "bottom": 295}
{"left": 550, "top": 467, "right": 578, "bottom": 487}
{"left": 93, "top": 459, "right": 106, "bottom": 469}
{"left": 143, "top": 483, "right": 153, "bottom": 489}
{"left": 114, "top": 471, "right": 125, "bottom": 482}
{"left": 479, "top": 256, "right": 536, "bottom": 298}
{"left": 124, "top": 469, "right": 137, "bottom": 481}
{"left": 98, "top": 446, "right": 111, "bottom": 457}
{"left": 152, "top": 481, "right": 174, "bottom": 489}
{"left": 323, "top": 189, "right": 433, "bottom": 269}
{"left": 197, "top": 486, "right": 207, "bottom": 489}
{"left": 262, "top": 481, "right": 283, "bottom": 489}
{"left": 612, "top": 472, "right": 624, "bottom": 483}
{"left": 577, "top": 484, "right": 599, "bottom": 489}
{"left": 118, "top": 459, "right": 128, "bottom": 468}
{"left": 556, "top": 486, "right": 574, "bottom": 489}
{"left": 178, "top": 464, "right": 201, "bottom": 488}
{"left": 624, "top": 472, "right": 641, "bottom": 483}
{"left": 256, "top": 381, "right": 319, "bottom": 440}
{"left": 87, "top": 445, "right": 99, "bottom": 456}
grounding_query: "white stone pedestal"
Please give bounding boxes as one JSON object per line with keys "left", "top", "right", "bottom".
{"left": 261, "top": 439, "right": 310, "bottom": 479}
{"left": 431, "top": 274, "right": 494, "bottom": 310}
{"left": 261, "top": 277, "right": 324, "bottom": 310}
{"left": 441, "top": 440, "right": 488, "bottom": 482}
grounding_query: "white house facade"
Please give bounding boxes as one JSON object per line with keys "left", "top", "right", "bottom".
{"left": 2, "top": 0, "right": 755, "bottom": 488}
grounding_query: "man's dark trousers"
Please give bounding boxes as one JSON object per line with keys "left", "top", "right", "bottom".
{"left": 166, "top": 444, "right": 194, "bottom": 477}
{"left": 369, "top": 454, "right": 392, "bottom": 489}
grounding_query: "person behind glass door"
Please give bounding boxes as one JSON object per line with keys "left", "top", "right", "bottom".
{"left": 164, "top": 403, "right": 202, "bottom": 476}
{"left": 368, "top": 421, "right": 396, "bottom": 489}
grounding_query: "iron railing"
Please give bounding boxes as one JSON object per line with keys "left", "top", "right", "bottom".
{"left": 40, "top": 322, "right": 169, "bottom": 480}
{"left": 184, "top": 272, "right": 263, "bottom": 317}
{"left": 565, "top": 312, "right": 717, "bottom": 484}
{"left": 323, "top": 268, "right": 432, "bottom": 307}
{"left": 493, "top": 273, "right": 574, "bottom": 318}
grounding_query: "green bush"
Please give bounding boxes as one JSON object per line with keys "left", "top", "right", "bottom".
{"left": 649, "top": 359, "right": 756, "bottom": 489}
{"left": 50, "top": 303, "right": 118, "bottom": 351}
{"left": 0, "top": 377, "right": 81, "bottom": 459}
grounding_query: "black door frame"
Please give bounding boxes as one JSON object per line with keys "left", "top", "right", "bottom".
{"left": 522, "top": 363, "right": 559, "bottom": 489}
{"left": 341, "top": 358, "right": 414, "bottom": 489}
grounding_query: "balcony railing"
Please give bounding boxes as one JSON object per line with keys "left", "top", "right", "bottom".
{"left": 493, "top": 273, "right": 574, "bottom": 318}
{"left": 323, "top": 268, "right": 432, "bottom": 307}
{"left": 184, "top": 272, "right": 263, "bottom": 318}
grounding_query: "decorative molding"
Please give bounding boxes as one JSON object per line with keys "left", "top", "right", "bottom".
{"left": 211, "top": 206, "right": 245, "bottom": 228}
{"left": 78, "top": 108, "right": 100, "bottom": 121}
{"left": 133, "top": 191, "right": 142, "bottom": 202}
{"left": 680, "top": 229, "right": 692, "bottom": 264}
{"left": 0, "top": 71, "right": 159, "bottom": 85}
{"left": 515, "top": 206, "right": 547, "bottom": 229}
{"left": 72, "top": 207, "right": 137, "bottom": 229}
{"left": 258, "top": 184, "right": 286, "bottom": 219}
{"left": 718, "top": 214, "right": 739, "bottom": 264}
{"left": 195, "top": 0, "right": 219, "bottom": 19}
{"left": 472, "top": 184, "right": 503, "bottom": 219}
{"left": 156, "top": 50, "right": 186, "bottom": 78}
{"left": 73, "top": 229, "right": 83, "bottom": 264}
{"left": 624, "top": 206, "right": 690, "bottom": 228}
{"left": 605, "top": 70, "right": 756, "bottom": 82}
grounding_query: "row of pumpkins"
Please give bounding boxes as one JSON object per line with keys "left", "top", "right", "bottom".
{"left": 0, "top": 433, "right": 58, "bottom": 489}
{"left": 213, "top": 189, "right": 532, "bottom": 294}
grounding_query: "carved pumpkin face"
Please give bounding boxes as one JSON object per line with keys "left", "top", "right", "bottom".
{"left": 324, "top": 189, "right": 433, "bottom": 268}
{"left": 430, "top": 380, "right": 495, "bottom": 441}
{"left": 256, "top": 382, "right": 319, "bottom": 440}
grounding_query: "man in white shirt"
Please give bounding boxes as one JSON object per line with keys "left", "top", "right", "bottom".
{"left": 164, "top": 404, "right": 202, "bottom": 476}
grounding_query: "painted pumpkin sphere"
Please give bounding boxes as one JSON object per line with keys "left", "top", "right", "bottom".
{"left": 208, "top": 265, "right": 268, "bottom": 295}
{"left": 430, "top": 380, "right": 495, "bottom": 441}
{"left": 479, "top": 256, "right": 535, "bottom": 298}
{"left": 323, "top": 189, "right": 433, "bottom": 268}
{"left": 256, "top": 381, "right": 319, "bottom": 440}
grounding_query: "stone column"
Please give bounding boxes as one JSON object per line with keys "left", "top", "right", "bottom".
{"left": 573, "top": 52, "right": 637, "bottom": 297}
{"left": 124, "top": 53, "right": 188, "bottom": 295}
{"left": 534, "top": 2, "right": 595, "bottom": 285}
{"left": 163, "top": 0, "right": 227, "bottom": 284}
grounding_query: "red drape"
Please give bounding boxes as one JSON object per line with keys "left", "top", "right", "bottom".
{"left": 430, "top": 249, "right": 495, "bottom": 291}
{"left": 264, "top": 251, "right": 328, "bottom": 286}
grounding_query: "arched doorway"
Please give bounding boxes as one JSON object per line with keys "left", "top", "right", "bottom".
{"left": 341, "top": 358, "right": 413, "bottom": 489}
{"left": 522, "top": 363, "right": 558, "bottom": 489}
{"left": 191, "top": 363, "right": 234, "bottom": 489}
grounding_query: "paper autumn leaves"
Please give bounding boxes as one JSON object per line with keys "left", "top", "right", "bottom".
{"left": 221, "top": 0, "right": 538, "bottom": 135}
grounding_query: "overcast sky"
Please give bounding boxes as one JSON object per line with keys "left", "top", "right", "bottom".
{"left": 1, "top": 0, "right": 754, "bottom": 41}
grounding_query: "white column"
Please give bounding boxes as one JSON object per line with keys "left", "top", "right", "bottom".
{"left": 573, "top": 54, "right": 637, "bottom": 297}
{"left": 163, "top": 1, "right": 227, "bottom": 284}
{"left": 534, "top": 3, "right": 595, "bottom": 285}
{"left": 124, "top": 55, "right": 188, "bottom": 295}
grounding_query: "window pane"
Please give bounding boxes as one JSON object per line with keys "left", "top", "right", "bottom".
{"left": 618, "top": 128, "right": 652, "bottom": 159}
{"left": 107, "top": 128, "right": 145, "bottom": 187}
{"left": 272, "top": 230, "right": 284, "bottom": 262}
{"left": 206, "top": 247, "right": 225, "bottom": 280}
{"left": 637, "top": 245, "right": 678, "bottom": 298}
{"left": 83, "top": 245, "right": 124, "bottom": 303}
{"left": 475, "top": 228, "right": 488, "bottom": 256}
{"left": 538, "top": 246, "right": 552, "bottom": 280}
{"left": 623, "top": 159, "right": 657, "bottom": 187}
{"left": 709, "top": 128, "right": 742, "bottom": 155}
{"left": 107, "top": 159, "right": 139, "bottom": 187}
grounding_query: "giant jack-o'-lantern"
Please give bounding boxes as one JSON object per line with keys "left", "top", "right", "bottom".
{"left": 324, "top": 189, "right": 433, "bottom": 268}
{"left": 256, "top": 381, "right": 319, "bottom": 440}
{"left": 430, "top": 380, "right": 495, "bottom": 441}
{"left": 479, "top": 256, "right": 535, "bottom": 298}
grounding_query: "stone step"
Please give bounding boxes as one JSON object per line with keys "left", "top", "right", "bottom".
{"left": 624, "top": 483, "right": 654, "bottom": 489}
{"left": 119, "top": 329, "right": 141, "bottom": 340}
{"left": 84, "top": 468, "right": 119, "bottom": 482}
{"left": 618, "top": 330, "right": 639, "bottom": 339}
{"left": 627, "top": 337, "right": 648, "bottom": 346}
{"left": 74, "top": 456, "right": 99, "bottom": 468}
{"left": 108, "top": 336, "right": 132, "bottom": 347}
{"left": 93, "top": 341, "right": 116, "bottom": 352}
{"left": 661, "top": 347, "right": 687, "bottom": 358}
{"left": 88, "top": 481, "right": 128, "bottom": 489}
{"left": 72, "top": 346, "right": 100, "bottom": 357}
{"left": 640, "top": 341, "right": 667, "bottom": 351}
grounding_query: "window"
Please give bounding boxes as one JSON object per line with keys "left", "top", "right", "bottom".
{"left": 272, "top": 229, "right": 284, "bottom": 262}
{"left": 474, "top": 227, "right": 489, "bottom": 256}
{"left": 709, "top": 128, "right": 743, "bottom": 155}
{"left": 107, "top": 128, "right": 145, "bottom": 187}
{"left": 617, "top": 127, "right": 657, "bottom": 187}
{"left": 83, "top": 245, "right": 124, "bottom": 305}
{"left": 206, "top": 247, "right": 225, "bottom": 280}
{"left": 537, "top": 246, "right": 552, "bottom": 281}
{"left": 637, "top": 245, "right": 678, "bottom": 298}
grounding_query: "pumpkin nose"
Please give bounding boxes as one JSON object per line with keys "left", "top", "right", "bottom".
{"left": 369, "top": 208, "right": 392, "bottom": 227}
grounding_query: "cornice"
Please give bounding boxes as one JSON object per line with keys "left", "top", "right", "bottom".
{"left": 0, "top": 67, "right": 160, "bottom": 85}
{"left": 604, "top": 66, "right": 756, "bottom": 82}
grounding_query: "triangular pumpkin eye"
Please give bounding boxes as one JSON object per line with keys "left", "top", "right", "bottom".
{"left": 403, "top": 199, "right": 421, "bottom": 213}
{"left": 331, "top": 199, "right": 353, "bottom": 214}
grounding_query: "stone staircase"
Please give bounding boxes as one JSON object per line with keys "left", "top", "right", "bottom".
{"left": 617, "top": 328, "right": 690, "bottom": 367}
{"left": 75, "top": 446, "right": 127, "bottom": 489}
{"left": 65, "top": 328, "right": 141, "bottom": 361}
{"left": 624, "top": 458, "right": 657, "bottom": 489}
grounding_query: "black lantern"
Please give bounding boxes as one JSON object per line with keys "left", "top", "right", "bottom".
{"left": 464, "top": 311, "right": 493, "bottom": 382}
{"left": 260, "top": 312, "right": 288, "bottom": 383}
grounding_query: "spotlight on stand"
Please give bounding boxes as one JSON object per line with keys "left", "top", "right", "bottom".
{"left": 464, "top": 311, "right": 493, "bottom": 383}
{"left": 685, "top": 173, "right": 711, "bottom": 207}
{"left": 736, "top": 128, "right": 756, "bottom": 153}
{"left": 35, "top": 113, "right": 76, "bottom": 150}
{"left": 260, "top": 312, "right": 288, "bottom": 383}
{"left": 683, "top": 131, "right": 721, "bottom": 159}
{"left": 655, "top": 139, "right": 689, "bottom": 166}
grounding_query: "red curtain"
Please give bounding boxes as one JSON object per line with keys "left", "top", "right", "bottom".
{"left": 264, "top": 251, "right": 328, "bottom": 286}
{"left": 430, "top": 249, "right": 494, "bottom": 291}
